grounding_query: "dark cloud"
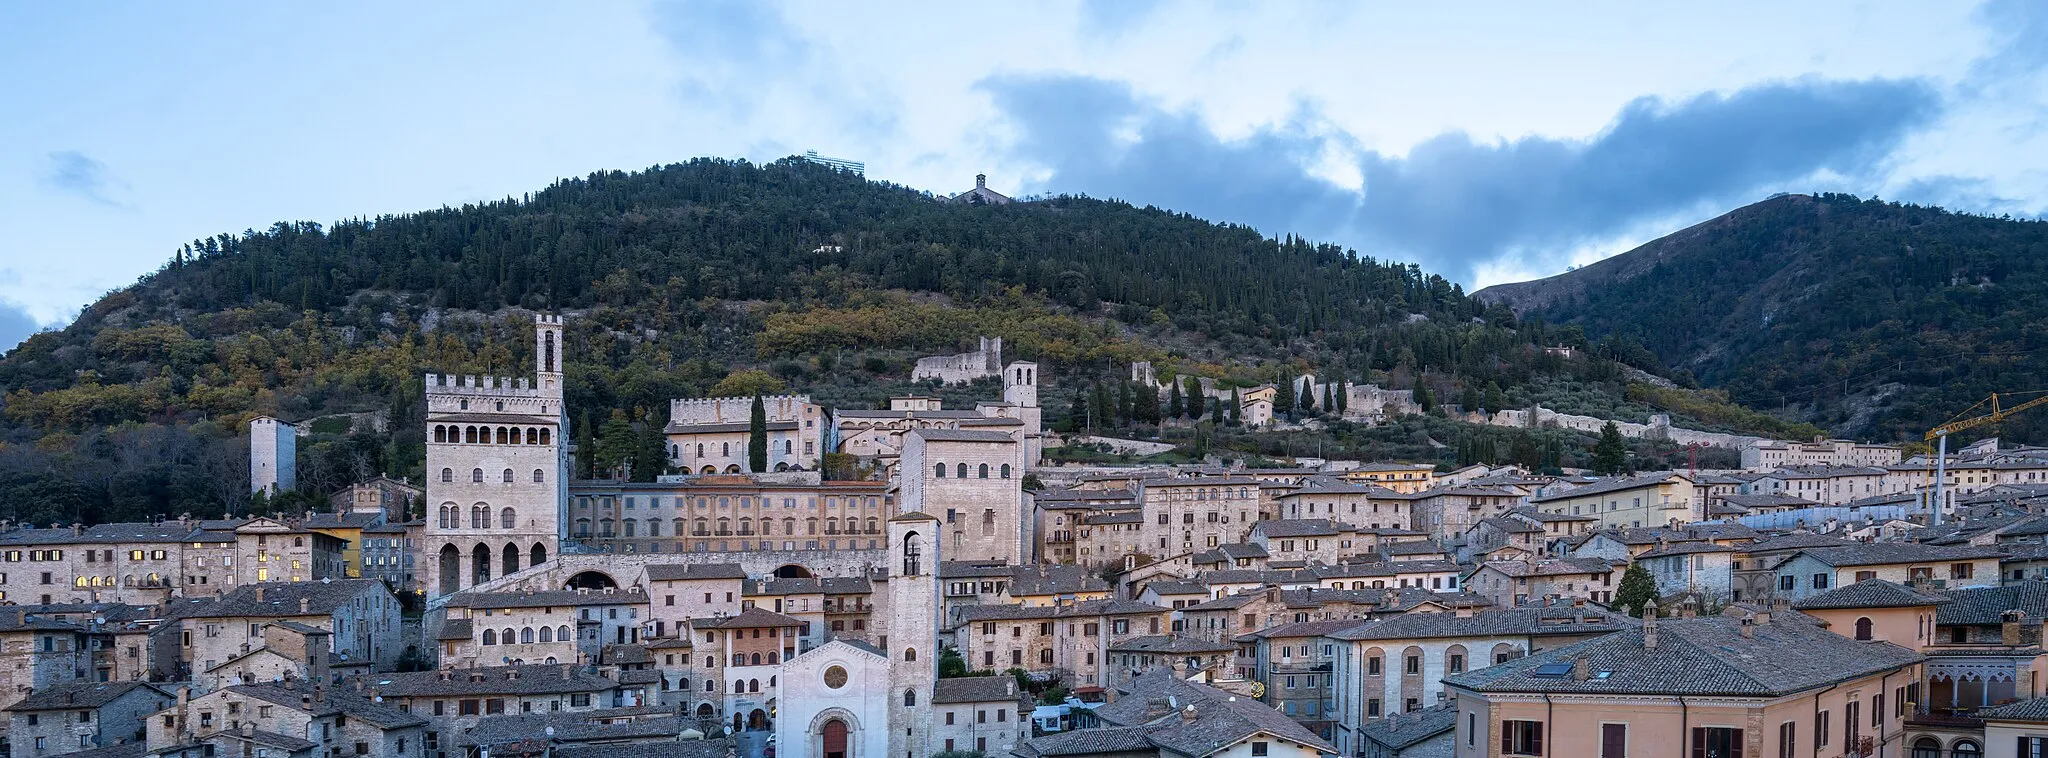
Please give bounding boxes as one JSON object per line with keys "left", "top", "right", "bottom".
{"left": 979, "top": 75, "right": 1941, "bottom": 284}
{"left": 40, "top": 150, "right": 125, "bottom": 207}
{"left": 0, "top": 302, "right": 42, "bottom": 357}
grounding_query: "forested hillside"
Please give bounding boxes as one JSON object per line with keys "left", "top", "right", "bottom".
{"left": 1476, "top": 193, "right": 2048, "bottom": 443}
{"left": 0, "top": 157, "right": 1792, "bottom": 525}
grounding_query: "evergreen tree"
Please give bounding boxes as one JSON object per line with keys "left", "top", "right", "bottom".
{"left": 1322, "top": 382, "right": 1335, "bottom": 413}
{"left": 634, "top": 415, "right": 669, "bottom": 482}
{"left": 1276, "top": 373, "right": 1296, "bottom": 417}
{"left": 1228, "top": 387, "right": 1242, "bottom": 426}
{"left": 1209, "top": 393, "right": 1224, "bottom": 424}
{"left": 594, "top": 409, "right": 639, "bottom": 479}
{"left": 1167, "top": 380, "right": 1184, "bottom": 421}
{"left": 1593, "top": 421, "right": 1630, "bottom": 475}
{"left": 1117, "top": 382, "right": 1133, "bottom": 428}
{"left": 1483, "top": 382, "right": 1507, "bottom": 415}
{"left": 748, "top": 394, "right": 768, "bottom": 473}
{"left": 1334, "top": 377, "right": 1347, "bottom": 413}
{"left": 1412, "top": 383, "right": 1434, "bottom": 412}
{"left": 1459, "top": 385, "right": 1482, "bottom": 414}
{"left": 1065, "top": 392, "right": 1086, "bottom": 433}
{"left": 1298, "top": 378, "right": 1316, "bottom": 413}
{"left": 1091, "top": 383, "right": 1115, "bottom": 432}
{"left": 1614, "top": 562, "right": 1661, "bottom": 618}
{"left": 1134, "top": 383, "right": 1161, "bottom": 425}
{"left": 1184, "top": 377, "right": 1205, "bottom": 420}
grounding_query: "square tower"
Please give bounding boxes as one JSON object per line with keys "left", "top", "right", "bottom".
{"left": 421, "top": 314, "right": 569, "bottom": 598}
{"left": 900, "top": 429, "right": 1026, "bottom": 564}
{"left": 885, "top": 511, "right": 940, "bottom": 758}
{"left": 249, "top": 416, "right": 297, "bottom": 495}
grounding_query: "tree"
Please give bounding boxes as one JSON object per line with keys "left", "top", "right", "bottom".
{"left": 1334, "top": 376, "right": 1348, "bottom": 413}
{"left": 1460, "top": 385, "right": 1482, "bottom": 413}
{"left": 710, "top": 369, "right": 787, "bottom": 398}
{"left": 1276, "top": 373, "right": 1296, "bottom": 417}
{"left": 593, "top": 409, "right": 639, "bottom": 479}
{"left": 1483, "top": 382, "right": 1506, "bottom": 415}
{"left": 1298, "top": 378, "right": 1316, "bottom": 413}
{"left": 748, "top": 394, "right": 768, "bottom": 473}
{"left": 1116, "top": 382, "right": 1133, "bottom": 427}
{"left": 1209, "top": 392, "right": 1224, "bottom": 424}
{"left": 1134, "top": 382, "right": 1161, "bottom": 425}
{"left": 1592, "top": 421, "right": 1630, "bottom": 475}
{"left": 938, "top": 647, "right": 970, "bottom": 678}
{"left": 1614, "top": 562, "right": 1661, "bottom": 618}
{"left": 1228, "top": 387, "right": 1242, "bottom": 426}
{"left": 1167, "top": 380, "right": 1183, "bottom": 421}
{"left": 1184, "top": 376, "right": 1205, "bottom": 420}
{"left": 635, "top": 415, "right": 669, "bottom": 482}
{"left": 1412, "top": 383, "right": 1433, "bottom": 412}
{"left": 1322, "top": 382, "right": 1335, "bottom": 414}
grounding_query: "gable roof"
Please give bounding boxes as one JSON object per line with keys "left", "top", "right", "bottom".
{"left": 1796, "top": 543, "right": 2006, "bottom": 567}
{"left": 1937, "top": 581, "right": 2048, "bottom": 625}
{"left": 1791, "top": 579, "right": 1950, "bottom": 611}
{"left": 643, "top": 563, "right": 747, "bottom": 581}
{"left": 6, "top": 681, "right": 167, "bottom": 711}
{"left": 1328, "top": 606, "right": 1634, "bottom": 642}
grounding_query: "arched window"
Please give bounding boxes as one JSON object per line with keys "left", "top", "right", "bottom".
{"left": 751, "top": 652, "right": 763, "bottom": 666}
{"left": 531, "top": 543, "right": 547, "bottom": 566}
{"left": 472, "top": 468, "right": 484, "bottom": 483}
{"left": 1855, "top": 617, "right": 1875, "bottom": 641}
{"left": 935, "top": 463, "right": 946, "bottom": 478}
{"left": 539, "top": 428, "right": 550, "bottom": 445}
{"left": 501, "top": 508, "right": 517, "bottom": 530}
{"left": 533, "top": 469, "right": 545, "bottom": 483}
{"left": 697, "top": 443, "right": 705, "bottom": 458}
{"left": 503, "top": 469, "right": 514, "bottom": 483}
{"left": 527, "top": 428, "right": 538, "bottom": 445}
{"left": 905, "top": 648, "right": 917, "bottom": 662}
{"left": 539, "top": 626, "right": 553, "bottom": 643}
{"left": 434, "top": 426, "right": 446, "bottom": 443}
{"left": 521, "top": 627, "right": 535, "bottom": 644}
{"left": 904, "top": 689, "right": 917, "bottom": 706}
{"left": 903, "top": 532, "right": 922, "bottom": 576}
{"left": 465, "top": 427, "right": 478, "bottom": 444}
{"left": 733, "top": 653, "right": 746, "bottom": 666}
{"left": 784, "top": 440, "right": 792, "bottom": 454}
{"left": 956, "top": 463, "right": 968, "bottom": 478}
{"left": 722, "top": 442, "right": 730, "bottom": 457}
{"left": 1911, "top": 738, "right": 1942, "bottom": 758}
{"left": 1001, "top": 464, "right": 1012, "bottom": 478}
{"left": 441, "top": 468, "right": 453, "bottom": 483}
{"left": 978, "top": 464, "right": 989, "bottom": 478}
{"left": 503, "top": 628, "right": 515, "bottom": 645}
{"left": 493, "top": 427, "right": 505, "bottom": 444}
{"left": 544, "top": 330, "right": 555, "bottom": 372}
{"left": 1953, "top": 740, "right": 1982, "bottom": 758}
{"left": 482, "top": 629, "right": 497, "bottom": 645}
{"left": 558, "top": 625, "right": 571, "bottom": 641}
{"left": 768, "top": 653, "right": 778, "bottom": 664}
{"left": 471, "top": 506, "right": 487, "bottom": 529}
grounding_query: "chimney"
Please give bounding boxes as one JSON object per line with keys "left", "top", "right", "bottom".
{"left": 1643, "top": 613, "right": 1659, "bottom": 650}
{"left": 2004, "top": 611, "right": 2024, "bottom": 646}
{"left": 255, "top": 587, "right": 265, "bottom": 603}
{"left": 298, "top": 597, "right": 310, "bottom": 614}
{"left": 1571, "top": 658, "right": 1590, "bottom": 682}
{"left": 1739, "top": 615, "right": 1755, "bottom": 639}
{"left": 71, "top": 523, "right": 83, "bottom": 536}
{"left": 241, "top": 723, "right": 254, "bottom": 737}
{"left": 562, "top": 663, "right": 574, "bottom": 678}
{"left": 1679, "top": 600, "right": 1697, "bottom": 620}
{"left": 1180, "top": 703, "right": 1198, "bottom": 724}
{"left": 313, "top": 685, "right": 324, "bottom": 704}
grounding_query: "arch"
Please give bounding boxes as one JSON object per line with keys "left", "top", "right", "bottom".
{"left": 502, "top": 543, "right": 520, "bottom": 576}
{"left": 956, "top": 462, "right": 968, "bottom": 478}
{"left": 502, "top": 468, "right": 514, "bottom": 483}
{"left": 903, "top": 688, "right": 917, "bottom": 706}
{"left": 465, "top": 427, "right": 478, "bottom": 444}
{"left": 979, "top": 463, "right": 989, "bottom": 478}
{"left": 497, "top": 427, "right": 509, "bottom": 445}
{"left": 775, "top": 462, "right": 789, "bottom": 472}
{"left": 774, "top": 564, "right": 815, "bottom": 579}
{"left": 539, "top": 626, "right": 553, "bottom": 643}
{"left": 1490, "top": 642, "right": 1520, "bottom": 665}
{"left": 700, "top": 465, "right": 717, "bottom": 475}
{"left": 723, "top": 442, "right": 731, "bottom": 457}
{"left": 725, "top": 464, "right": 741, "bottom": 474}
{"left": 558, "top": 625, "right": 572, "bottom": 641}
{"left": 747, "top": 708, "right": 769, "bottom": 731}
{"left": 539, "top": 428, "right": 550, "bottom": 445}
{"left": 1953, "top": 739, "right": 1982, "bottom": 757}
{"left": 471, "top": 505, "right": 488, "bottom": 529}
{"left": 471, "top": 542, "right": 493, "bottom": 585}
{"left": 565, "top": 570, "right": 619, "bottom": 590}
{"left": 749, "top": 678, "right": 760, "bottom": 692}
{"left": 905, "top": 647, "right": 918, "bottom": 662}
{"left": 814, "top": 712, "right": 857, "bottom": 758}
{"left": 1855, "top": 617, "right": 1875, "bottom": 640}
{"left": 472, "top": 468, "right": 484, "bottom": 483}
{"left": 482, "top": 629, "right": 497, "bottom": 645}
{"left": 520, "top": 627, "right": 535, "bottom": 644}
{"left": 434, "top": 426, "right": 446, "bottom": 443}
{"left": 1001, "top": 464, "right": 1012, "bottom": 478}
{"left": 527, "top": 428, "right": 539, "bottom": 445}
{"left": 751, "top": 652, "right": 763, "bottom": 666}
{"left": 441, "top": 468, "right": 453, "bottom": 483}
{"left": 438, "top": 544, "right": 461, "bottom": 595}
{"left": 903, "top": 531, "right": 923, "bottom": 576}
{"left": 935, "top": 463, "right": 947, "bottom": 478}
{"left": 697, "top": 703, "right": 715, "bottom": 719}
{"left": 501, "top": 507, "right": 517, "bottom": 530}
{"left": 530, "top": 543, "right": 547, "bottom": 566}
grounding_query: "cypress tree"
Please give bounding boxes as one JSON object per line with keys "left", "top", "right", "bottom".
{"left": 748, "top": 394, "right": 768, "bottom": 473}
{"left": 1413, "top": 383, "right": 1434, "bottom": 412}
{"left": 1210, "top": 393, "right": 1225, "bottom": 424}
{"left": 1335, "top": 377, "right": 1348, "bottom": 413}
{"left": 1167, "top": 380, "right": 1184, "bottom": 420}
{"left": 1117, "top": 382, "right": 1133, "bottom": 427}
{"left": 1277, "top": 374, "right": 1296, "bottom": 417}
{"left": 1184, "top": 377, "right": 1205, "bottom": 420}
{"left": 1593, "top": 421, "right": 1630, "bottom": 475}
{"left": 1299, "top": 378, "right": 1316, "bottom": 413}
{"left": 1228, "top": 387, "right": 1242, "bottom": 426}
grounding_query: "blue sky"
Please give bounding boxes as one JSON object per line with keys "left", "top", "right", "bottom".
{"left": 3, "top": 1, "right": 2045, "bottom": 353}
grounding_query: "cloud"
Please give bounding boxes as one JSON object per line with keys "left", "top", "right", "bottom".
{"left": 40, "top": 150, "right": 127, "bottom": 207}
{"left": 1077, "top": 0, "right": 1160, "bottom": 40}
{"left": 980, "top": 75, "right": 1942, "bottom": 284}
{"left": 0, "top": 301, "right": 43, "bottom": 356}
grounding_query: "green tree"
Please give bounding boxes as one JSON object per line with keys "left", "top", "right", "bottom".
{"left": 1134, "top": 382, "right": 1160, "bottom": 424}
{"left": 1184, "top": 376, "right": 1205, "bottom": 420}
{"left": 938, "top": 647, "right": 969, "bottom": 678}
{"left": 1592, "top": 421, "right": 1630, "bottom": 475}
{"left": 1209, "top": 393, "right": 1224, "bottom": 424}
{"left": 634, "top": 415, "right": 669, "bottom": 482}
{"left": 1483, "top": 382, "right": 1507, "bottom": 415}
{"left": 1276, "top": 373, "right": 1296, "bottom": 417}
{"left": 710, "top": 369, "right": 787, "bottom": 398}
{"left": 1460, "top": 384, "right": 1482, "bottom": 413}
{"left": 592, "top": 409, "right": 639, "bottom": 479}
{"left": 1614, "top": 562, "right": 1661, "bottom": 618}
{"left": 1167, "top": 380, "right": 1183, "bottom": 420}
{"left": 1412, "top": 383, "right": 1433, "bottom": 412}
{"left": 1116, "top": 382, "right": 1133, "bottom": 427}
{"left": 1298, "top": 378, "right": 1316, "bottom": 413}
{"left": 1228, "top": 387, "right": 1242, "bottom": 426}
{"left": 1334, "top": 376, "right": 1347, "bottom": 413}
{"left": 748, "top": 394, "right": 768, "bottom": 473}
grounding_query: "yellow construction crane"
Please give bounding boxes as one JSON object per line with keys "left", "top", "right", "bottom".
{"left": 1925, "top": 390, "right": 2048, "bottom": 524}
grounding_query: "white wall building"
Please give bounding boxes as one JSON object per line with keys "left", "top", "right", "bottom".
{"left": 249, "top": 416, "right": 297, "bottom": 494}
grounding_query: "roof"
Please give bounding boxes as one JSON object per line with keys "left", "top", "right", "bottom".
{"left": 1791, "top": 579, "right": 1951, "bottom": 610}
{"left": 1010, "top": 565, "right": 1110, "bottom": 596}
{"left": 955, "top": 599, "right": 1167, "bottom": 623}
{"left": 690, "top": 607, "right": 804, "bottom": 629}
{"left": 436, "top": 619, "right": 475, "bottom": 641}
{"left": 551, "top": 740, "right": 738, "bottom": 758}
{"left": 226, "top": 683, "right": 426, "bottom": 728}
{"left": 644, "top": 563, "right": 748, "bottom": 581}
{"left": 370, "top": 664, "right": 619, "bottom": 698}
{"left": 1795, "top": 543, "right": 2006, "bottom": 567}
{"left": 1357, "top": 702, "right": 1457, "bottom": 751}
{"left": 459, "top": 709, "right": 689, "bottom": 747}
{"left": 910, "top": 429, "right": 1016, "bottom": 443}
{"left": 177, "top": 579, "right": 387, "bottom": 619}
{"left": 1254, "top": 519, "right": 1356, "bottom": 538}
{"left": 1937, "top": 581, "right": 2048, "bottom": 625}
{"left": 1446, "top": 615, "right": 1924, "bottom": 697}
{"left": 6, "top": 681, "right": 167, "bottom": 711}
{"left": 447, "top": 589, "right": 649, "bottom": 609}
{"left": 1054, "top": 667, "right": 1336, "bottom": 757}
{"left": 1742, "top": 533, "right": 1862, "bottom": 553}
{"left": 1635, "top": 542, "right": 1740, "bottom": 559}
{"left": 1473, "top": 558, "right": 1616, "bottom": 579}
{"left": 663, "top": 420, "right": 800, "bottom": 434}
{"left": 932, "top": 675, "right": 1022, "bottom": 704}
{"left": 1976, "top": 697, "right": 2048, "bottom": 723}
{"left": 1530, "top": 472, "right": 1688, "bottom": 503}
{"left": 0, "top": 522, "right": 203, "bottom": 546}
{"left": 1240, "top": 619, "right": 1364, "bottom": 640}
{"left": 1328, "top": 606, "right": 1634, "bottom": 642}
{"left": 1107, "top": 635, "right": 1238, "bottom": 654}
{"left": 1718, "top": 493, "right": 1823, "bottom": 509}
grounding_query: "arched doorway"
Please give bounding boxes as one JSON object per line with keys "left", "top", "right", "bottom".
{"left": 565, "top": 570, "right": 619, "bottom": 591}
{"left": 502, "top": 543, "right": 520, "bottom": 577}
{"left": 774, "top": 564, "right": 815, "bottom": 579}
{"left": 530, "top": 543, "right": 548, "bottom": 567}
{"left": 437, "top": 544, "right": 461, "bottom": 595}
{"left": 470, "top": 543, "right": 492, "bottom": 586}
{"left": 821, "top": 718, "right": 849, "bottom": 758}
{"left": 733, "top": 713, "right": 743, "bottom": 733}
{"left": 747, "top": 708, "right": 769, "bottom": 731}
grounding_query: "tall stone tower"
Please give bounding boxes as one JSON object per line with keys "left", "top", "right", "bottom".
{"left": 885, "top": 512, "right": 939, "bottom": 758}
{"left": 421, "top": 314, "right": 568, "bottom": 598}
{"left": 248, "top": 416, "right": 297, "bottom": 495}
{"left": 1003, "top": 361, "right": 1042, "bottom": 464}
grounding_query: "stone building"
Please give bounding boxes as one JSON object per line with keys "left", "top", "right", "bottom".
{"left": 422, "top": 314, "right": 568, "bottom": 598}
{"left": 1135, "top": 476, "right": 1262, "bottom": 559}
{"left": 435, "top": 588, "right": 647, "bottom": 667}
{"left": 930, "top": 676, "right": 1031, "bottom": 756}
{"left": 249, "top": 416, "right": 297, "bottom": 495}
{"left": 4, "top": 680, "right": 171, "bottom": 757}
{"left": 567, "top": 475, "right": 892, "bottom": 554}
{"left": 164, "top": 579, "right": 403, "bottom": 684}
{"left": 901, "top": 429, "right": 1028, "bottom": 564}
{"left": 665, "top": 394, "right": 828, "bottom": 474}
{"left": 913, "top": 336, "right": 1004, "bottom": 384}
{"left": 951, "top": 599, "right": 1171, "bottom": 689}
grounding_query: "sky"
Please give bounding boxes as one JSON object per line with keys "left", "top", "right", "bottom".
{"left": 3, "top": 1, "right": 2046, "bottom": 353}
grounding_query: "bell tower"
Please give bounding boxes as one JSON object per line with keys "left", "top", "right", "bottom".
{"left": 886, "top": 511, "right": 939, "bottom": 758}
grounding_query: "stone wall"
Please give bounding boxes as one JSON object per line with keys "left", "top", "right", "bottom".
{"left": 913, "top": 336, "right": 1003, "bottom": 384}
{"left": 1487, "top": 406, "right": 1760, "bottom": 449}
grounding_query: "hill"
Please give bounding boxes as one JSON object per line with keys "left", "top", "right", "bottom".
{"left": 0, "top": 157, "right": 1794, "bottom": 525}
{"left": 1476, "top": 192, "right": 2048, "bottom": 443}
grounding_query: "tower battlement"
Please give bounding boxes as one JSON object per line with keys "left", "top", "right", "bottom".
{"left": 422, "top": 373, "right": 547, "bottom": 398}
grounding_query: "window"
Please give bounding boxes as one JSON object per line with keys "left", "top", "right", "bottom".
{"left": 1779, "top": 575, "right": 1794, "bottom": 591}
{"left": 1913, "top": 738, "right": 1945, "bottom": 758}
{"left": 1601, "top": 724, "right": 1625, "bottom": 758}
{"left": 1368, "top": 656, "right": 1382, "bottom": 675}
{"left": 1449, "top": 654, "right": 1465, "bottom": 673}
{"left": 472, "top": 468, "right": 484, "bottom": 483}
{"left": 1952, "top": 562, "right": 1975, "bottom": 580}
{"left": 1953, "top": 739, "right": 1980, "bottom": 758}
{"left": 1855, "top": 617, "right": 1874, "bottom": 640}
{"left": 1691, "top": 727, "right": 1742, "bottom": 758}
{"left": 1816, "top": 711, "right": 1829, "bottom": 748}
{"left": 1250, "top": 742, "right": 1269, "bottom": 756}
{"left": 1812, "top": 573, "right": 1829, "bottom": 589}
{"left": 1779, "top": 722, "right": 1796, "bottom": 758}
{"left": 1502, "top": 720, "right": 1544, "bottom": 756}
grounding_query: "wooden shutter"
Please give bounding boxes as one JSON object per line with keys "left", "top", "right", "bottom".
{"left": 1693, "top": 727, "right": 1707, "bottom": 758}
{"left": 1601, "top": 724, "right": 1626, "bottom": 758}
